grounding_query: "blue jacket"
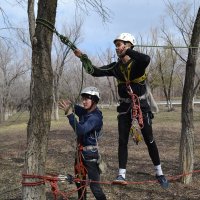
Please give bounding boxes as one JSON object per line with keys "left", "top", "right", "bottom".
{"left": 67, "top": 105, "right": 103, "bottom": 147}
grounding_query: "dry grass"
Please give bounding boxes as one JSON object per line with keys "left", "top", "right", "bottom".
{"left": 0, "top": 106, "right": 200, "bottom": 199}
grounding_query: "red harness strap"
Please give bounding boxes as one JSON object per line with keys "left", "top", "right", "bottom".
{"left": 74, "top": 144, "right": 87, "bottom": 179}
{"left": 126, "top": 82, "right": 144, "bottom": 144}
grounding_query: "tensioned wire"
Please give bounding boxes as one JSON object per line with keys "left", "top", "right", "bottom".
{"left": 135, "top": 44, "right": 200, "bottom": 49}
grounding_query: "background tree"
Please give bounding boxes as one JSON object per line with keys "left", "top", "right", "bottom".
{"left": 0, "top": 41, "right": 28, "bottom": 123}
{"left": 52, "top": 20, "right": 82, "bottom": 120}
{"left": 180, "top": 6, "right": 200, "bottom": 184}
{"left": 162, "top": 1, "right": 200, "bottom": 96}
{"left": 97, "top": 48, "right": 118, "bottom": 104}
{"left": 155, "top": 47, "right": 179, "bottom": 111}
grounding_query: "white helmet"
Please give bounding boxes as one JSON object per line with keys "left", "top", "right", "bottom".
{"left": 81, "top": 86, "right": 100, "bottom": 103}
{"left": 113, "top": 33, "right": 136, "bottom": 46}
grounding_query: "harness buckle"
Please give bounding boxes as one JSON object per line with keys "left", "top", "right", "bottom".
{"left": 82, "top": 145, "right": 98, "bottom": 151}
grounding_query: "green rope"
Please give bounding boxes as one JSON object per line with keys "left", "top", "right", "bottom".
{"left": 36, "top": 18, "right": 95, "bottom": 73}
{"left": 36, "top": 18, "right": 77, "bottom": 51}
{"left": 80, "top": 54, "right": 94, "bottom": 74}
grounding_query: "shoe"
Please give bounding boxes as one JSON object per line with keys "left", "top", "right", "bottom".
{"left": 156, "top": 175, "right": 169, "bottom": 189}
{"left": 112, "top": 175, "right": 127, "bottom": 185}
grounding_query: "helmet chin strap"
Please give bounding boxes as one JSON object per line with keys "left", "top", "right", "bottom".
{"left": 86, "top": 101, "right": 96, "bottom": 112}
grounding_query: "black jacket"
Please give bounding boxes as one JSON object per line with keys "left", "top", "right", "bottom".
{"left": 83, "top": 48, "right": 151, "bottom": 113}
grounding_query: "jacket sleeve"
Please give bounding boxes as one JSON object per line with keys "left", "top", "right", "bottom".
{"left": 125, "top": 48, "right": 150, "bottom": 69}
{"left": 67, "top": 114, "right": 102, "bottom": 136}
{"left": 80, "top": 54, "right": 116, "bottom": 77}
{"left": 73, "top": 105, "right": 87, "bottom": 117}
{"left": 90, "top": 63, "right": 117, "bottom": 77}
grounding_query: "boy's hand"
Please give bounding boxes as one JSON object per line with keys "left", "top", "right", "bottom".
{"left": 58, "top": 100, "right": 73, "bottom": 115}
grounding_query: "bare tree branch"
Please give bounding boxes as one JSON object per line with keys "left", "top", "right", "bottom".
{"left": 74, "top": 0, "right": 111, "bottom": 23}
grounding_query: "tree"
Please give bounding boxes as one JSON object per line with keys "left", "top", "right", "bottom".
{"left": 0, "top": 41, "right": 28, "bottom": 123}
{"left": 24, "top": 0, "right": 110, "bottom": 199}
{"left": 23, "top": 0, "right": 57, "bottom": 199}
{"left": 156, "top": 47, "right": 179, "bottom": 111}
{"left": 180, "top": 6, "right": 200, "bottom": 184}
{"left": 162, "top": 1, "right": 200, "bottom": 96}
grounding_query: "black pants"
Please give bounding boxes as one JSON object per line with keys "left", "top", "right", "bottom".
{"left": 118, "top": 111, "right": 160, "bottom": 169}
{"left": 76, "top": 160, "right": 107, "bottom": 200}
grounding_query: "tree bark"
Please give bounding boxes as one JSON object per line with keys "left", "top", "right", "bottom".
{"left": 23, "top": 0, "right": 57, "bottom": 199}
{"left": 180, "top": 7, "right": 200, "bottom": 184}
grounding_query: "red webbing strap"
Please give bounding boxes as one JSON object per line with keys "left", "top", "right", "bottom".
{"left": 126, "top": 82, "right": 144, "bottom": 128}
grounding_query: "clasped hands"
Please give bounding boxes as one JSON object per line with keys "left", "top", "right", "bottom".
{"left": 58, "top": 100, "right": 73, "bottom": 116}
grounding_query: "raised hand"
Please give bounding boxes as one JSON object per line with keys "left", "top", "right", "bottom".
{"left": 58, "top": 100, "right": 73, "bottom": 115}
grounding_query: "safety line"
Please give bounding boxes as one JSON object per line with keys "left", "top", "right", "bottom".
{"left": 135, "top": 44, "right": 200, "bottom": 49}
{"left": 22, "top": 170, "right": 200, "bottom": 200}
{"left": 22, "top": 169, "right": 200, "bottom": 186}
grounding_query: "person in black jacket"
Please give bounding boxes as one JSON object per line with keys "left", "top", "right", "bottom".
{"left": 59, "top": 86, "right": 107, "bottom": 200}
{"left": 73, "top": 33, "right": 169, "bottom": 189}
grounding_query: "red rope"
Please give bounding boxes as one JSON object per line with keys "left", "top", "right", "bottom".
{"left": 125, "top": 82, "right": 144, "bottom": 144}
{"left": 74, "top": 145, "right": 87, "bottom": 178}
{"left": 21, "top": 169, "right": 200, "bottom": 199}
{"left": 126, "top": 83, "right": 144, "bottom": 129}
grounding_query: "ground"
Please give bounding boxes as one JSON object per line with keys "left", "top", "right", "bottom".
{"left": 0, "top": 106, "right": 200, "bottom": 200}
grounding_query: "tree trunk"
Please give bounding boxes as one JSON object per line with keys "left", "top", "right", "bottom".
{"left": 23, "top": 0, "right": 57, "bottom": 199}
{"left": 179, "top": 7, "right": 200, "bottom": 184}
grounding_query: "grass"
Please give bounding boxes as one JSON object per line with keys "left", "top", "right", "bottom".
{"left": 0, "top": 105, "right": 200, "bottom": 199}
{"left": 0, "top": 112, "right": 29, "bottom": 134}
{"left": 0, "top": 105, "right": 200, "bottom": 134}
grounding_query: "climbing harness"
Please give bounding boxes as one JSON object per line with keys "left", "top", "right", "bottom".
{"left": 74, "top": 143, "right": 87, "bottom": 180}
{"left": 117, "top": 61, "right": 147, "bottom": 85}
{"left": 117, "top": 73, "right": 147, "bottom": 84}
{"left": 126, "top": 83, "right": 144, "bottom": 144}
{"left": 118, "top": 60, "right": 144, "bottom": 144}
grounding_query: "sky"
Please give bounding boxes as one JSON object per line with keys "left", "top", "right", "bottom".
{"left": 1, "top": 0, "right": 199, "bottom": 55}
{"left": 57, "top": 0, "right": 169, "bottom": 54}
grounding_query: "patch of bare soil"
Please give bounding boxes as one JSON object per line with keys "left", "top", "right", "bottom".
{"left": 0, "top": 113, "right": 200, "bottom": 200}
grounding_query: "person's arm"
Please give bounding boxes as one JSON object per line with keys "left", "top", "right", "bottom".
{"left": 74, "top": 48, "right": 116, "bottom": 77}
{"left": 58, "top": 100, "right": 73, "bottom": 115}
{"left": 67, "top": 114, "right": 102, "bottom": 136}
{"left": 73, "top": 105, "right": 87, "bottom": 117}
{"left": 125, "top": 48, "right": 150, "bottom": 69}
{"left": 89, "top": 62, "right": 116, "bottom": 77}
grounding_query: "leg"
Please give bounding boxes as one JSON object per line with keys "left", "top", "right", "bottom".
{"left": 84, "top": 161, "right": 107, "bottom": 200}
{"left": 118, "top": 112, "right": 132, "bottom": 169}
{"left": 74, "top": 158, "right": 87, "bottom": 200}
{"left": 141, "top": 112, "right": 169, "bottom": 188}
{"left": 141, "top": 112, "right": 160, "bottom": 166}
{"left": 75, "top": 178, "right": 87, "bottom": 200}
